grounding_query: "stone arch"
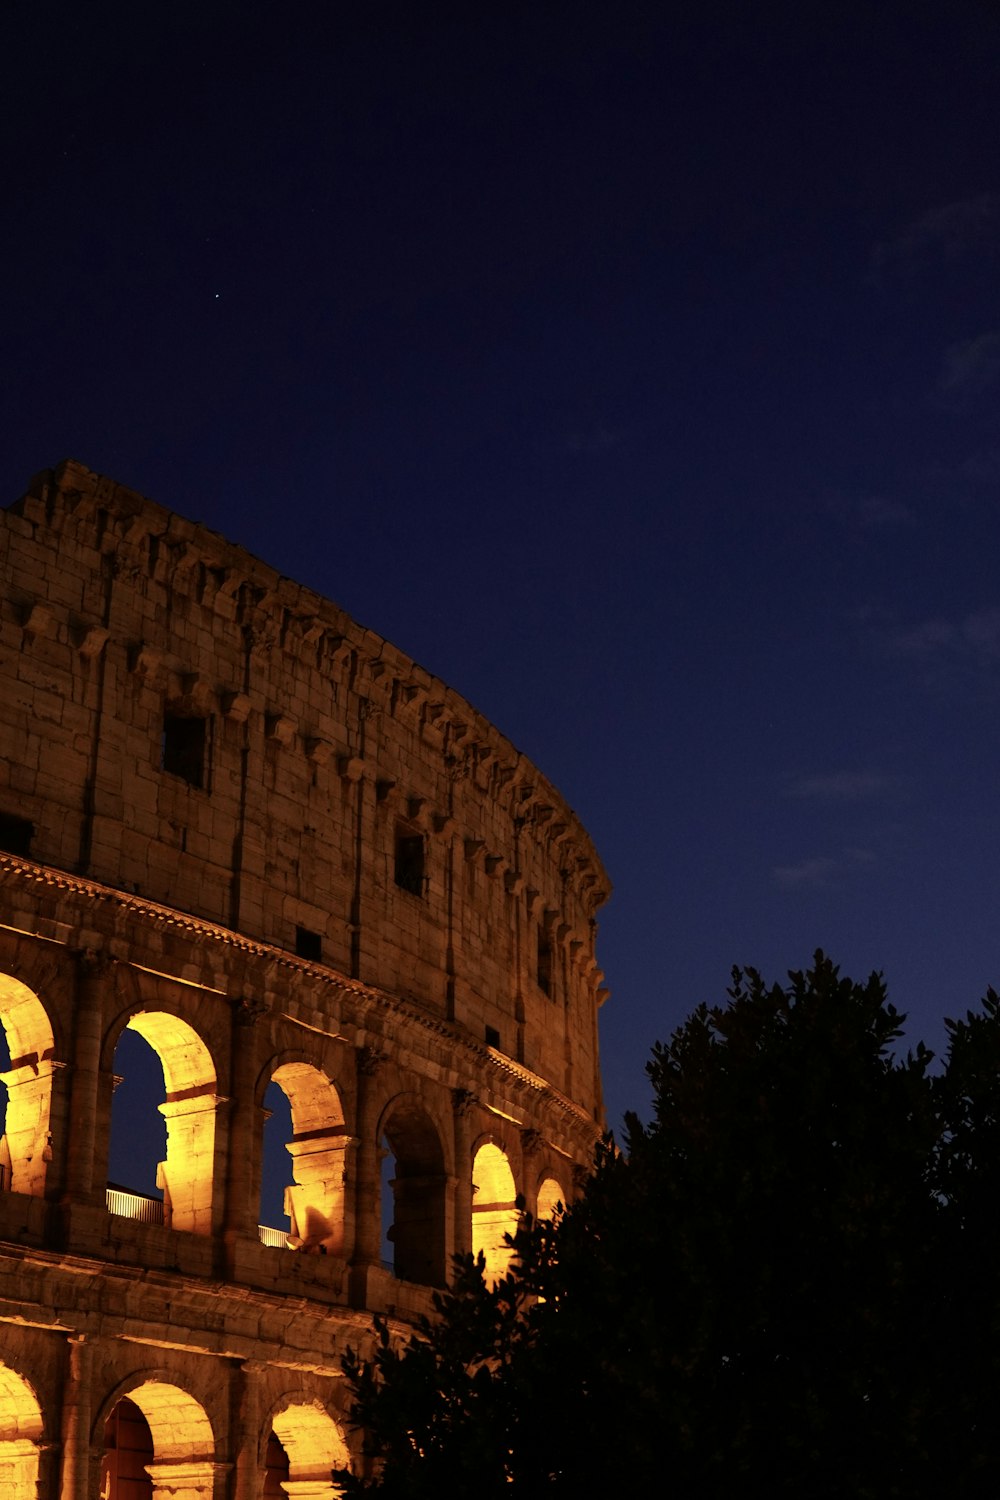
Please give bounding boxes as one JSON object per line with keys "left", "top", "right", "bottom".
{"left": 110, "top": 1010, "right": 218, "bottom": 1234}
{"left": 98, "top": 1376, "right": 216, "bottom": 1499}
{"left": 0, "top": 1360, "right": 44, "bottom": 1498}
{"left": 264, "top": 1058, "right": 348, "bottom": 1253}
{"left": 269, "top": 1396, "right": 351, "bottom": 1499}
{"left": 0, "top": 972, "right": 56, "bottom": 1198}
{"left": 378, "top": 1093, "right": 448, "bottom": 1287}
{"left": 471, "top": 1139, "right": 518, "bottom": 1284}
{"left": 535, "top": 1174, "right": 566, "bottom": 1221}
{"left": 101, "top": 1396, "right": 153, "bottom": 1499}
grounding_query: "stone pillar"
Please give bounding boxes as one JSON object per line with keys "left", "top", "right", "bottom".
{"left": 63, "top": 949, "right": 111, "bottom": 1205}
{"left": 0, "top": 1058, "right": 60, "bottom": 1197}
{"left": 520, "top": 1127, "right": 542, "bottom": 1220}
{"left": 58, "top": 1333, "right": 92, "bottom": 1500}
{"left": 284, "top": 1129, "right": 351, "bottom": 1253}
{"left": 451, "top": 1089, "right": 474, "bottom": 1261}
{"left": 231, "top": 1361, "right": 261, "bottom": 1500}
{"left": 223, "top": 997, "right": 265, "bottom": 1250}
{"left": 156, "top": 1090, "right": 220, "bottom": 1235}
{"left": 349, "top": 1047, "right": 382, "bottom": 1297}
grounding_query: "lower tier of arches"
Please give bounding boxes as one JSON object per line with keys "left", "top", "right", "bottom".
{"left": 0, "top": 1322, "right": 359, "bottom": 1500}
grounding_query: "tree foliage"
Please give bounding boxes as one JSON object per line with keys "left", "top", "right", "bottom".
{"left": 336, "top": 955, "right": 1000, "bottom": 1497}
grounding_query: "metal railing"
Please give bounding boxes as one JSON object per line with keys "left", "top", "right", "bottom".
{"left": 104, "top": 1194, "right": 299, "bottom": 1250}
{"left": 106, "top": 1187, "right": 164, "bottom": 1224}
{"left": 257, "top": 1224, "right": 289, "bottom": 1248}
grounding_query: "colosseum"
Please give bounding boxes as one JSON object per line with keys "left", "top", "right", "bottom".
{"left": 0, "top": 459, "right": 611, "bottom": 1497}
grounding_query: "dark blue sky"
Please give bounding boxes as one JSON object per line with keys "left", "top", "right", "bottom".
{"left": 5, "top": 1, "right": 1000, "bottom": 1136}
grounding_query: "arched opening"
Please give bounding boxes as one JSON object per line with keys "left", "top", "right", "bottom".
{"left": 108, "top": 1030, "right": 166, "bottom": 1221}
{"left": 260, "top": 1081, "right": 294, "bottom": 1245}
{"left": 109, "top": 1013, "right": 217, "bottom": 1234}
{"left": 380, "top": 1098, "right": 447, "bottom": 1287}
{"left": 380, "top": 1150, "right": 394, "bottom": 1267}
{"left": 263, "top": 1430, "right": 289, "bottom": 1498}
{"left": 261, "top": 1062, "right": 347, "bottom": 1254}
{"left": 536, "top": 1176, "right": 565, "bottom": 1222}
{"left": 472, "top": 1142, "right": 518, "bottom": 1285}
{"left": 270, "top": 1399, "right": 350, "bottom": 1499}
{"left": 100, "top": 1380, "right": 215, "bottom": 1500}
{"left": 0, "top": 974, "right": 56, "bottom": 1198}
{"left": 101, "top": 1396, "right": 153, "bottom": 1500}
{"left": 0, "top": 1361, "right": 43, "bottom": 1498}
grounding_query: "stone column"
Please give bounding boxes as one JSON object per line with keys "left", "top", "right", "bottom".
{"left": 284, "top": 1129, "right": 351, "bottom": 1253}
{"left": 520, "top": 1128, "right": 543, "bottom": 1220}
{"left": 63, "top": 949, "right": 111, "bottom": 1205}
{"left": 223, "top": 997, "right": 265, "bottom": 1252}
{"left": 58, "top": 1333, "right": 92, "bottom": 1500}
{"left": 231, "top": 1361, "right": 262, "bottom": 1500}
{"left": 451, "top": 1089, "right": 474, "bottom": 1261}
{"left": 0, "top": 1059, "right": 60, "bottom": 1197}
{"left": 349, "top": 1047, "right": 382, "bottom": 1300}
{"left": 156, "top": 1090, "right": 220, "bottom": 1234}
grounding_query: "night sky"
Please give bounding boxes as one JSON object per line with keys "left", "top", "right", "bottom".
{"left": 5, "top": 1, "right": 1000, "bottom": 1153}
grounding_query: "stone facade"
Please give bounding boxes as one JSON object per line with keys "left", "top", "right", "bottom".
{"left": 0, "top": 461, "right": 611, "bottom": 1497}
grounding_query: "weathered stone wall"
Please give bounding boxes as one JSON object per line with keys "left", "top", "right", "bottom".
{"left": 1, "top": 460, "right": 609, "bottom": 1105}
{"left": 0, "top": 462, "right": 611, "bottom": 1496}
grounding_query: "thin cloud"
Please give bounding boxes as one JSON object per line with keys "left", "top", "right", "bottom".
{"left": 962, "top": 608, "right": 1000, "bottom": 656}
{"left": 873, "top": 192, "right": 1000, "bottom": 272}
{"left": 564, "top": 426, "right": 623, "bottom": 455}
{"left": 824, "top": 491, "right": 918, "bottom": 530}
{"left": 959, "top": 449, "right": 1000, "bottom": 486}
{"left": 856, "top": 495, "right": 917, "bottom": 528}
{"left": 773, "top": 856, "right": 838, "bottom": 888}
{"left": 773, "top": 847, "right": 876, "bottom": 889}
{"left": 937, "top": 331, "right": 1000, "bottom": 407}
{"left": 889, "top": 617, "right": 958, "bottom": 657}
{"left": 786, "top": 771, "right": 889, "bottom": 802}
{"left": 889, "top": 607, "right": 1000, "bottom": 663}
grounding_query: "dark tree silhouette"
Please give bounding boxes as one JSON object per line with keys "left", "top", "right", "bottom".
{"left": 336, "top": 955, "right": 1000, "bottom": 1497}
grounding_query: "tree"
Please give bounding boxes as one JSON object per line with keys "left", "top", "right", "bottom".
{"left": 336, "top": 955, "right": 1000, "bottom": 1497}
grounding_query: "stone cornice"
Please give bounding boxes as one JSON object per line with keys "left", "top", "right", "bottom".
{"left": 0, "top": 853, "right": 598, "bottom": 1148}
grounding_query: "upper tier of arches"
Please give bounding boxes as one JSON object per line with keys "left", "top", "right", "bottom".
{"left": 0, "top": 930, "right": 577, "bottom": 1299}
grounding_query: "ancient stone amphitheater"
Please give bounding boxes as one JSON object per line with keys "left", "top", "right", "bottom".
{"left": 0, "top": 461, "right": 610, "bottom": 1498}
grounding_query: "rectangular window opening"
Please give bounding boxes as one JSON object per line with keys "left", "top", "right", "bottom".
{"left": 295, "top": 926, "right": 323, "bottom": 962}
{"left": 485, "top": 1025, "right": 501, "bottom": 1050}
{"left": 394, "top": 826, "right": 424, "bottom": 897}
{"left": 0, "top": 813, "right": 33, "bottom": 858}
{"left": 162, "top": 713, "right": 207, "bottom": 789}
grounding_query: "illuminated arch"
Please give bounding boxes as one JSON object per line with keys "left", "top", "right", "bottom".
{"left": 101, "top": 1397, "right": 153, "bottom": 1499}
{"left": 536, "top": 1176, "right": 565, "bottom": 1222}
{"left": 100, "top": 1379, "right": 215, "bottom": 1500}
{"left": 0, "top": 1361, "right": 43, "bottom": 1498}
{"left": 472, "top": 1141, "right": 518, "bottom": 1285}
{"left": 271, "top": 1398, "right": 351, "bottom": 1499}
{"left": 379, "top": 1094, "right": 448, "bottom": 1287}
{"left": 114, "top": 1012, "right": 218, "bottom": 1234}
{"left": 0, "top": 973, "right": 55, "bottom": 1198}
{"left": 267, "top": 1060, "right": 348, "bottom": 1253}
